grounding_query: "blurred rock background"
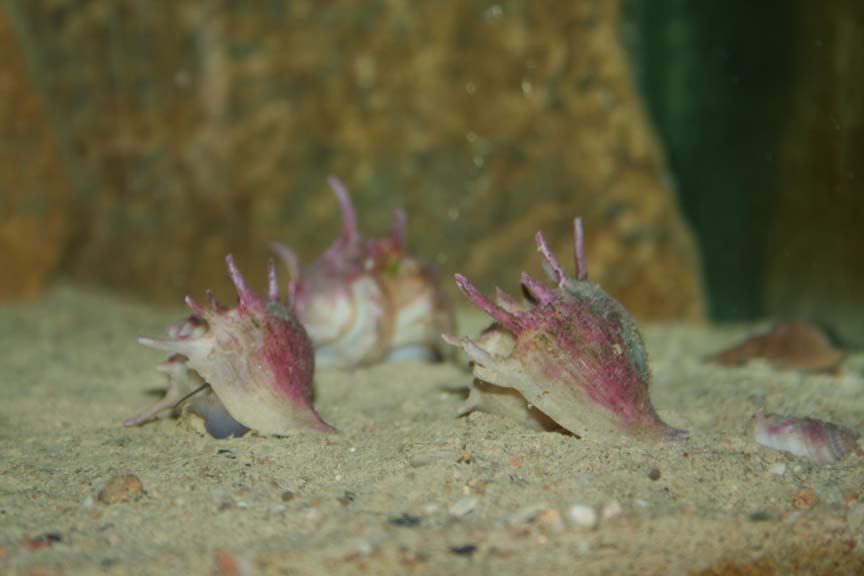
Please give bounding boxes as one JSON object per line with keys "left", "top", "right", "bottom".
{"left": 625, "top": 0, "right": 864, "bottom": 344}
{"left": 0, "top": 11, "right": 71, "bottom": 300}
{"left": 0, "top": 0, "right": 861, "bottom": 341}
{"left": 0, "top": 0, "right": 703, "bottom": 321}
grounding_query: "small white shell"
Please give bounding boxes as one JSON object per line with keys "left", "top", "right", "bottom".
{"left": 753, "top": 412, "right": 859, "bottom": 464}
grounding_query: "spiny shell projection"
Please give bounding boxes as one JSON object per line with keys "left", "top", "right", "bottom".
{"left": 444, "top": 219, "right": 687, "bottom": 440}
{"left": 128, "top": 255, "right": 335, "bottom": 436}
{"left": 272, "top": 177, "right": 453, "bottom": 369}
{"left": 124, "top": 352, "right": 250, "bottom": 439}
{"left": 456, "top": 323, "right": 560, "bottom": 432}
{"left": 753, "top": 412, "right": 859, "bottom": 465}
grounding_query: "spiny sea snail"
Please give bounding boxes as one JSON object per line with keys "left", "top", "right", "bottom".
{"left": 127, "top": 255, "right": 335, "bottom": 437}
{"left": 271, "top": 176, "right": 453, "bottom": 369}
{"left": 444, "top": 218, "right": 688, "bottom": 441}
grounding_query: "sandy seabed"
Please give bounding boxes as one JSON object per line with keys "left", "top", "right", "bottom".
{"left": 1, "top": 286, "right": 863, "bottom": 575}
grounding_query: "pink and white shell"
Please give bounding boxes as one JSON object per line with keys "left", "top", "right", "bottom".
{"left": 128, "top": 255, "right": 334, "bottom": 436}
{"left": 753, "top": 412, "right": 859, "bottom": 464}
{"left": 272, "top": 177, "right": 453, "bottom": 369}
{"left": 445, "top": 218, "right": 687, "bottom": 441}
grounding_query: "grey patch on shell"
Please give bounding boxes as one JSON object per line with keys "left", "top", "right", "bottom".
{"left": 267, "top": 300, "right": 301, "bottom": 328}
{"left": 566, "top": 280, "right": 650, "bottom": 381}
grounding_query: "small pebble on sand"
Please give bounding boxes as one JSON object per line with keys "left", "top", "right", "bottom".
{"left": 389, "top": 513, "right": 422, "bottom": 527}
{"left": 568, "top": 504, "right": 599, "bottom": 528}
{"left": 98, "top": 474, "right": 144, "bottom": 504}
{"left": 792, "top": 489, "right": 815, "bottom": 510}
{"left": 449, "top": 544, "right": 477, "bottom": 557}
{"left": 449, "top": 496, "right": 478, "bottom": 517}
{"left": 508, "top": 503, "right": 551, "bottom": 525}
{"left": 26, "top": 532, "right": 63, "bottom": 550}
{"left": 601, "top": 500, "right": 623, "bottom": 521}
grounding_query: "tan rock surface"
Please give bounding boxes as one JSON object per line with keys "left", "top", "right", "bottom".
{"left": 0, "top": 11, "right": 71, "bottom": 300}
{"left": 7, "top": 1, "right": 703, "bottom": 318}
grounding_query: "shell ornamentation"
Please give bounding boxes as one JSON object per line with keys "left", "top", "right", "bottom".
{"left": 124, "top": 350, "right": 251, "bottom": 439}
{"left": 456, "top": 320, "right": 560, "bottom": 432}
{"left": 272, "top": 177, "right": 453, "bottom": 369}
{"left": 753, "top": 412, "right": 859, "bottom": 465}
{"left": 127, "top": 255, "right": 335, "bottom": 436}
{"left": 444, "top": 218, "right": 688, "bottom": 441}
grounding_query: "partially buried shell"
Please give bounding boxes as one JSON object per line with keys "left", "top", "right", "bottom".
{"left": 753, "top": 412, "right": 859, "bottom": 464}
{"left": 457, "top": 316, "right": 560, "bottom": 432}
{"left": 707, "top": 321, "right": 845, "bottom": 373}
{"left": 127, "top": 255, "right": 335, "bottom": 436}
{"left": 124, "top": 351, "right": 251, "bottom": 439}
{"left": 271, "top": 177, "right": 453, "bottom": 369}
{"left": 444, "top": 218, "right": 687, "bottom": 440}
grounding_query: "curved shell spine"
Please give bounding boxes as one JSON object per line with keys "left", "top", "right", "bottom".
{"left": 445, "top": 218, "right": 687, "bottom": 441}
{"left": 457, "top": 323, "right": 560, "bottom": 432}
{"left": 124, "top": 352, "right": 251, "bottom": 439}
{"left": 272, "top": 177, "right": 453, "bottom": 369}
{"left": 753, "top": 412, "right": 859, "bottom": 464}
{"left": 133, "top": 255, "right": 334, "bottom": 436}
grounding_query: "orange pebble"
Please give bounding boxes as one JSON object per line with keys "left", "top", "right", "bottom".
{"left": 792, "top": 488, "right": 815, "bottom": 509}
{"left": 213, "top": 549, "right": 238, "bottom": 576}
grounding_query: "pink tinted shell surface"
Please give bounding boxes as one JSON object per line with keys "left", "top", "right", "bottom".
{"left": 753, "top": 412, "right": 859, "bottom": 465}
{"left": 133, "top": 255, "right": 334, "bottom": 436}
{"left": 445, "top": 219, "right": 688, "bottom": 441}
{"left": 272, "top": 177, "right": 453, "bottom": 369}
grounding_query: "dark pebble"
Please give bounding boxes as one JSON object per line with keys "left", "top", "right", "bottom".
{"left": 27, "top": 532, "right": 63, "bottom": 550}
{"left": 281, "top": 491, "right": 295, "bottom": 502}
{"left": 389, "top": 513, "right": 422, "bottom": 527}
{"left": 449, "top": 544, "right": 478, "bottom": 557}
{"left": 648, "top": 468, "right": 661, "bottom": 481}
{"left": 749, "top": 511, "right": 773, "bottom": 522}
{"left": 217, "top": 449, "right": 236, "bottom": 460}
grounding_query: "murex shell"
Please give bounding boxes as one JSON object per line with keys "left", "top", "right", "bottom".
{"left": 444, "top": 218, "right": 687, "bottom": 440}
{"left": 272, "top": 177, "right": 453, "bottom": 369}
{"left": 126, "top": 255, "right": 335, "bottom": 436}
{"left": 753, "top": 412, "right": 859, "bottom": 465}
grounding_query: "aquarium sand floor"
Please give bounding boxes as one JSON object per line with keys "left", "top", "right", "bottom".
{"left": 1, "top": 287, "right": 863, "bottom": 575}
